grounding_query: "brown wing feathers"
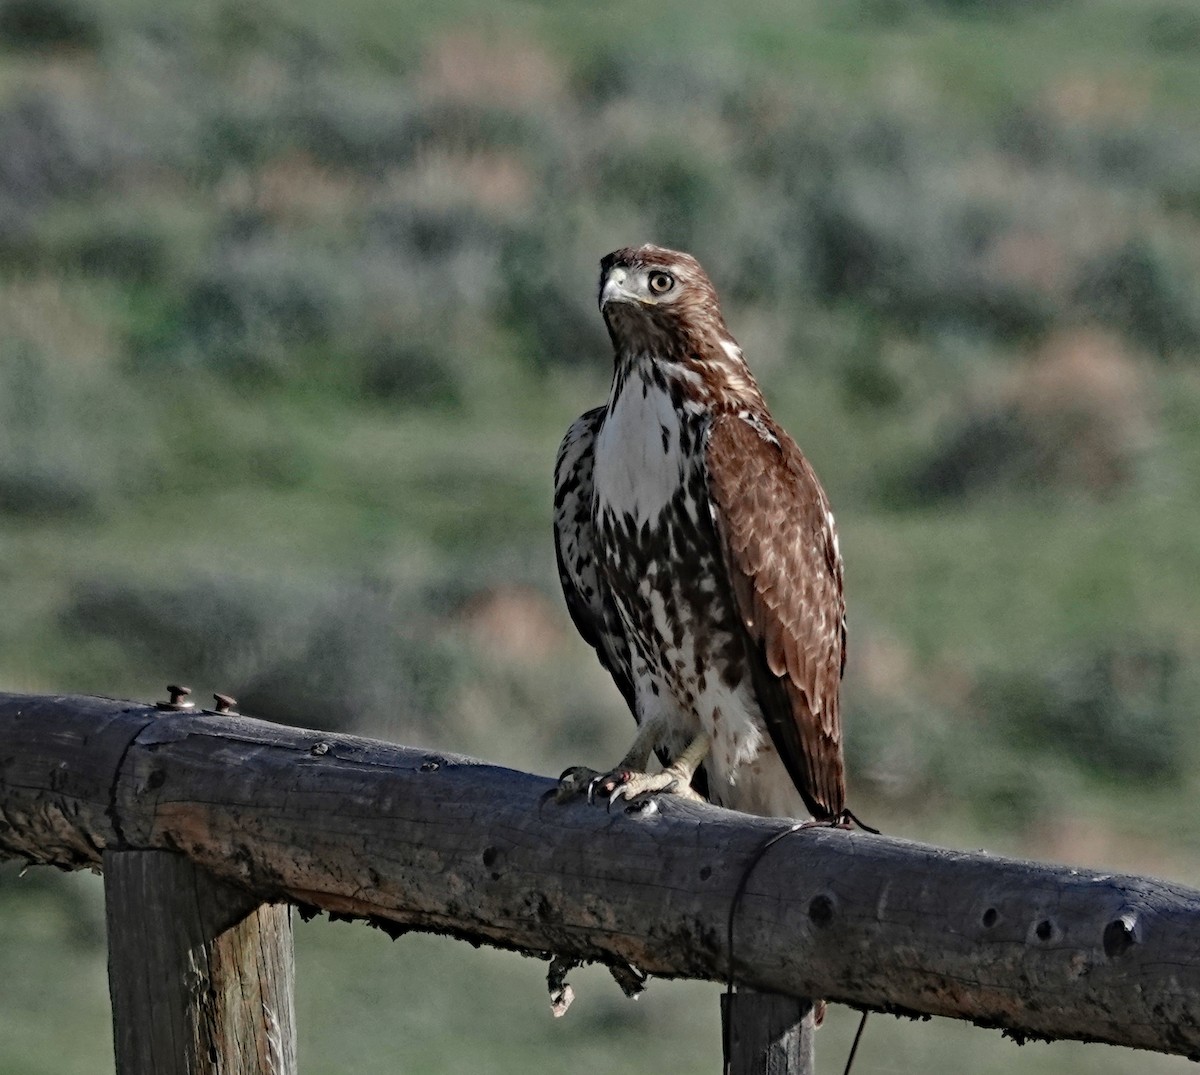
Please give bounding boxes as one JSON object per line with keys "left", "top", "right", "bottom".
{"left": 706, "top": 411, "right": 847, "bottom": 820}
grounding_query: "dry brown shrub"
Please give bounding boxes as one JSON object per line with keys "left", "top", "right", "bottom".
{"left": 381, "top": 149, "right": 533, "bottom": 214}
{"left": 249, "top": 150, "right": 364, "bottom": 223}
{"left": 460, "top": 584, "right": 565, "bottom": 665}
{"left": 418, "top": 31, "right": 565, "bottom": 108}
{"left": 1044, "top": 72, "right": 1152, "bottom": 124}
{"left": 0, "top": 277, "right": 116, "bottom": 368}
{"left": 985, "top": 229, "right": 1069, "bottom": 297}
{"left": 1009, "top": 327, "right": 1153, "bottom": 495}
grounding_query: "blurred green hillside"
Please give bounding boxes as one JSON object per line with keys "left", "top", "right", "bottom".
{"left": 1, "top": 0, "right": 1199, "bottom": 1071}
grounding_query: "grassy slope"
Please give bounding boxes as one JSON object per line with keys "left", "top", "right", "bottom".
{"left": 1, "top": 0, "right": 1199, "bottom": 1072}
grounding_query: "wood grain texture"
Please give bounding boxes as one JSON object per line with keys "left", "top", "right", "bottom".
{"left": 722, "top": 990, "right": 815, "bottom": 1075}
{"left": 105, "top": 850, "right": 296, "bottom": 1075}
{"left": 2, "top": 692, "right": 1199, "bottom": 1059}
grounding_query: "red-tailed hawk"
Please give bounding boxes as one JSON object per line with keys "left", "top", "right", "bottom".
{"left": 554, "top": 244, "right": 850, "bottom": 822}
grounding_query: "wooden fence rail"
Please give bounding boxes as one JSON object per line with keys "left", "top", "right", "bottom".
{"left": 1, "top": 691, "right": 1199, "bottom": 1068}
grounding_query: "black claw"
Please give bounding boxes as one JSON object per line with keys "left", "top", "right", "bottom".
{"left": 605, "top": 784, "right": 635, "bottom": 813}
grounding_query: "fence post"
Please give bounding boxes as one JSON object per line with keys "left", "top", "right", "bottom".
{"left": 103, "top": 850, "right": 297, "bottom": 1075}
{"left": 722, "top": 989, "right": 816, "bottom": 1075}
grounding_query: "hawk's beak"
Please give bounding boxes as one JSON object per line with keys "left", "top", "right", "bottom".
{"left": 599, "top": 268, "right": 639, "bottom": 311}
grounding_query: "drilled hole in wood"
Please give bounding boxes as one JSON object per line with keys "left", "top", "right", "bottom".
{"left": 982, "top": 907, "right": 998, "bottom": 928}
{"left": 808, "top": 894, "right": 834, "bottom": 927}
{"left": 1103, "top": 917, "right": 1137, "bottom": 958}
{"left": 699, "top": 865, "right": 712, "bottom": 881}
{"left": 1036, "top": 919, "right": 1054, "bottom": 941}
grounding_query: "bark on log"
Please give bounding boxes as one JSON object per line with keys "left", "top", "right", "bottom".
{"left": 1, "top": 692, "right": 1199, "bottom": 1060}
{"left": 105, "top": 850, "right": 296, "bottom": 1075}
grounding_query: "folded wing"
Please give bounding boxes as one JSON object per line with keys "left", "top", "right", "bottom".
{"left": 706, "top": 411, "right": 847, "bottom": 820}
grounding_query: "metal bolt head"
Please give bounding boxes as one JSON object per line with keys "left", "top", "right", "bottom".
{"left": 156, "top": 684, "right": 195, "bottom": 712}
{"left": 212, "top": 693, "right": 237, "bottom": 715}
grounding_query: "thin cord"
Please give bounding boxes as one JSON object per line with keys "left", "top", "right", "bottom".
{"left": 843, "top": 1009, "right": 870, "bottom": 1075}
{"left": 841, "top": 808, "right": 880, "bottom": 835}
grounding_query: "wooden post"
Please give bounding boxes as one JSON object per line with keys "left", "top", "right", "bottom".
{"left": 104, "top": 850, "right": 297, "bottom": 1075}
{"left": 722, "top": 989, "right": 816, "bottom": 1074}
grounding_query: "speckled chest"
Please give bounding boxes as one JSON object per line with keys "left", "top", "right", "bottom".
{"left": 592, "top": 368, "right": 745, "bottom": 704}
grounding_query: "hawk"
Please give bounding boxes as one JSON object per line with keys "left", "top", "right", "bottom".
{"left": 553, "top": 244, "right": 851, "bottom": 823}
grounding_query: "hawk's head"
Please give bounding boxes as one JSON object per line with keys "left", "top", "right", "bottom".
{"left": 598, "top": 245, "right": 720, "bottom": 339}
{"left": 598, "top": 244, "right": 758, "bottom": 404}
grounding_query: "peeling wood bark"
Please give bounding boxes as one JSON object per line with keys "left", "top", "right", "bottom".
{"left": 105, "top": 850, "right": 296, "bottom": 1075}
{"left": 2, "top": 692, "right": 1199, "bottom": 1059}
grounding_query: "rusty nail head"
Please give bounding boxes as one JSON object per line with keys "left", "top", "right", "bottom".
{"left": 212, "top": 693, "right": 237, "bottom": 714}
{"left": 156, "top": 684, "right": 195, "bottom": 711}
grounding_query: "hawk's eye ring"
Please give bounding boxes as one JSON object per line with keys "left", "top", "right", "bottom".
{"left": 647, "top": 270, "right": 675, "bottom": 295}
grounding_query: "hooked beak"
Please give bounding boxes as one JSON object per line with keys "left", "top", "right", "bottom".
{"left": 599, "top": 267, "right": 639, "bottom": 311}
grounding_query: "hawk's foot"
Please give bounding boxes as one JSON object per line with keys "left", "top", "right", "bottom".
{"left": 600, "top": 730, "right": 712, "bottom": 807}
{"left": 605, "top": 766, "right": 704, "bottom": 807}
{"left": 553, "top": 764, "right": 703, "bottom": 806}
{"left": 604, "top": 763, "right": 705, "bottom": 806}
{"left": 556, "top": 732, "right": 711, "bottom": 808}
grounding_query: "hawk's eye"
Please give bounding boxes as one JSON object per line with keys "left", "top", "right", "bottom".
{"left": 647, "top": 270, "right": 675, "bottom": 295}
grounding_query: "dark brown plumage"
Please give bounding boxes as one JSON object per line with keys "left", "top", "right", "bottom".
{"left": 554, "top": 243, "right": 848, "bottom": 822}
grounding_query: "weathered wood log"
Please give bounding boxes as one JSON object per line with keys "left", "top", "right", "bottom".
{"left": 2, "top": 691, "right": 1199, "bottom": 1060}
{"left": 105, "top": 850, "right": 296, "bottom": 1075}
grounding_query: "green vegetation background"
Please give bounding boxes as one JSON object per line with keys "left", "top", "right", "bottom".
{"left": 1, "top": 0, "right": 1199, "bottom": 1070}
